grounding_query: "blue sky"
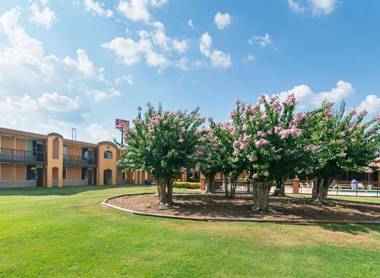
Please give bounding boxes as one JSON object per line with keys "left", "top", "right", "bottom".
{"left": 0, "top": 0, "right": 379, "bottom": 142}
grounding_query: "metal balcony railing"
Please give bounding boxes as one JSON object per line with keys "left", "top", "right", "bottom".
{"left": 63, "top": 154, "right": 97, "bottom": 166}
{"left": 0, "top": 148, "right": 46, "bottom": 164}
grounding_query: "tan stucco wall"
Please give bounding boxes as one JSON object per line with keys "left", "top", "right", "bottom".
{"left": 1, "top": 136, "right": 13, "bottom": 149}
{"left": 97, "top": 143, "right": 117, "bottom": 185}
{"left": 46, "top": 134, "right": 63, "bottom": 188}
{"left": 0, "top": 164, "right": 13, "bottom": 180}
{"left": 15, "top": 138, "right": 26, "bottom": 150}
{"left": 66, "top": 144, "right": 81, "bottom": 156}
{"left": 67, "top": 166, "right": 81, "bottom": 180}
{"left": 15, "top": 165, "right": 26, "bottom": 180}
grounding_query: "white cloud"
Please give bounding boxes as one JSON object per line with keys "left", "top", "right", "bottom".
{"left": 172, "top": 39, "right": 188, "bottom": 53}
{"left": 199, "top": 32, "right": 231, "bottom": 68}
{"left": 0, "top": 92, "right": 83, "bottom": 135}
{"left": 103, "top": 23, "right": 188, "bottom": 70}
{"left": 214, "top": 12, "right": 231, "bottom": 30}
{"left": 83, "top": 0, "right": 113, "bottom": 18}
{"left": 85, "top": 123, "right": 113, "bottom": 141}
{"left": 38, "top": 92, "right": 80, "bottom": 112}
{"left": 200, "top": 32, "right": 212, "bottom": 56}
{"left": 357, "top": 95, "right": 380, "bottom": 115}
{"left": 245, "top": 53, "right": 255, "bottom": 62}
{"left": 30, "top": 1, "right": 56, "bottom": 29}
{"left": 309, "top": 0, "right": 337, "bottom": 16}
{"left": 117, "top": 0, "right": 167, "bottom": 22}
{"left": 88, "top": 88, "right": 121, "bottom": 102}
{"left": 210, "top": 50, "right": 231, "bottom": 68}
{"left": 115, "top": 74, "right": 135, "bottom": 85}
{"left": 146, "top": 50, "right": 169, "bottom": 69}
{"left": 288, "top": 0, "right": 338, "bottom": 16}
{"left": 248, "top": 33, "right": 273, "bottom": 47}
{"left": 63, "top": 49, "right": 102, "bottom": 79}
{"left": 279, "top": 81, "right": 354, "bottom": 109}
{"left": 0, "top": 8, "right": 103, "bottom": 83}
{"left": 0, "top": 9, "right": 104, "bottom": 137}
{"left": 288, "top": 0, "right": 305, "bottom": 14}
{"left": 102, "top": 37, "right": 146, "bottom": 65}
{"left": 188, "top": 19, "right": 195, "bottom": 30}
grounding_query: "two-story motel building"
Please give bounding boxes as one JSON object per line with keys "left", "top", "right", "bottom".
{"left": 0, "top": 127, "right": 150, "bottom": 188}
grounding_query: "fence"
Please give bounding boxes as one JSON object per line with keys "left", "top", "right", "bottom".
{"left": 298, "top": 180, "right": 380, "bottom": 197}
{"left": 214, "top": 181, "right": 253, "bottom": 194}
{"left": 213, "top": 180, "right": 380, "bottom": 197}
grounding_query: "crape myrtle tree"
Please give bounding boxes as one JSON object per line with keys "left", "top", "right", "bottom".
{"left": 299, "top": 102, "right": 380, "bottom": 204}
{"left": 194, "top": 124, "right": 224, "bottom": 193}
{"left": 232, "top": 94, "right": 303, "bottom": 211}
{"left": 212, "top": 114, "right": 247, "bottom": 198}
{"left": 118, "top": 104, "right": 204, "bottom": 205}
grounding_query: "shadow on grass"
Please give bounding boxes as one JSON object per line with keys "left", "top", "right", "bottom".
{"left": 0, "top": 184, "right": 152, "bottom": 197}
{"left": 319, "top": 223, "right": 380, "bottom": 234}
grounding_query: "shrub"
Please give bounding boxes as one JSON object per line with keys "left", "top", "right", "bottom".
{"left": 173, "top": 182, "right": 200, "bottom": 189}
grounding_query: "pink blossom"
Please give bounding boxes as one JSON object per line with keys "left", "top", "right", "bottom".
{"left": 349, "top": 124, "right": 357, "bottom": 132}
{"left": 181, "top": 127, "right": 186, "bottom": 133}
{"left": 349, "top": 109, "right": 357, "bottom": 117}
{"left": 247, "top": 155, "right": 254, "bottom": 162}
{"left": 376, "top": 115, "right": 380, "bottom": 122}
{"left": 178, "top": 138, "right": 184, "bottom": 143}
{"left": 255, "top": 139, "right": 269, "bottom": 148}
{"left": 283, "top": 93, "right": 297, "bottom": 107}
{"left": 339, "top": 132, "right": 345, "bottom": 139}
{"left": 261, "top": 114, "right": 268, "bottom": 122}
{"left": 233, "top": 141, "right": 240, "bottom": 149}
{"left": 239, "top": 142, "right": 248, "bottom": 151}
{"left": 235, "top": 99, "right": 241, "bottom": 105}
{"left": 252, "top": 173, "right": 258, "bottom": 179}
{"left": 305, "top": 145, "right": 321, "bottom": 153}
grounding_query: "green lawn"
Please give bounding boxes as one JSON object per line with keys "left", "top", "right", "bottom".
{"left": 1, "top": 186, "right": 380, "bottom": 277}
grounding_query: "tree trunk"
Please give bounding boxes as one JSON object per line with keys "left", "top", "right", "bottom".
{"left": 156, "top": 178, "right": 173, "bottom": 206}
{"left": 167, "top": 178, "right": 174, "bottom": 204}
{"left": 311, "top": 177, "right": 321, "bottom": 201}
{"left": 205, "top": 173, "right": 216, "bottom": 193}
{"left": 224, "top": 176, "right": 229, "bottom": 198}
{"left": 253, "top": 182, "right": 272, "bottom": 212}
{"left": 311, "top": 177, "right": 332, "bottom": 204}
{"left": 272, "top": 177, "right": 285, "bottom": 197}
{"left": 230, "top": 180, "right": 236, "bottom": 198}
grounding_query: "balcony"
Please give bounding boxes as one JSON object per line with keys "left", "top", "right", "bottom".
{"left": 63, "top": 154, "right": 97, "bottom": 167}
{"left": 0, "top": 148, "right": 46, "bottom": 164}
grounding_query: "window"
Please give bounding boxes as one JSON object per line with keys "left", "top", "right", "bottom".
{"left": 81, "top": 168, "right": 88, "bottom": 180}
{"left": 63, "top": 167, "right": 67, "bottom": 180}
{"left": 63, "top": 145, "right": 68, "bottom": 158}
{"left": 104, "top": 151, "right": 113, "bottom": 159}
{"left": 27, "top": 165, "right": 37, "bottom": 180}
{"left": 53, "top": 138, "right": 59, "bottom": 159}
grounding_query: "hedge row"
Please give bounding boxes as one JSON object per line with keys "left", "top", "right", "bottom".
{"left": 173, "top": 182, "right": 200, "bottom": 189}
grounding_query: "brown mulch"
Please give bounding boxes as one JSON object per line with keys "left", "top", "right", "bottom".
{"left": 107, "top": 193, "right": 380, "bottom": 222}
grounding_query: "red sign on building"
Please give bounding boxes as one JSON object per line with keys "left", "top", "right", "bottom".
{"left": 115, "top": 119, "right": 129, "bottom": 129}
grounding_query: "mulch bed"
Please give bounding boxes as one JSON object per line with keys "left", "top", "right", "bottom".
{"left": 106, "top": 193, "right": 380, "bottom": 223}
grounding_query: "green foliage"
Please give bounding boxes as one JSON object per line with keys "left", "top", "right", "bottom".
{"left": 299, "top": 102, "right": 380, "bottom": 179}
{"left": 118, "top": 103, "right": 204, "bottom": 182}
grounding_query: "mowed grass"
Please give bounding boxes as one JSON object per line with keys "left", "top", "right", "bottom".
{"left": 1, "top": 186, "right": 380, "bottom": 277}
